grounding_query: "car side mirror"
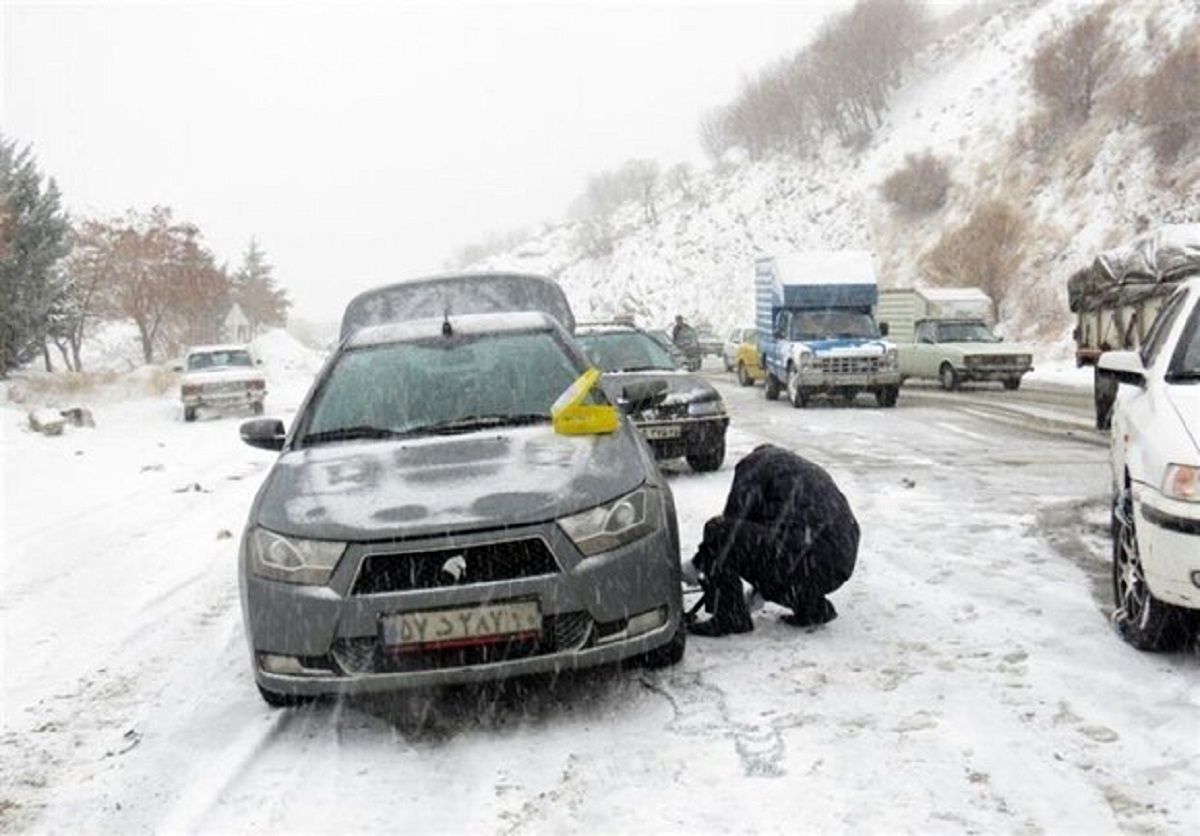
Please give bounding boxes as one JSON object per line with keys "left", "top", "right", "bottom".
{"left": 1097, "top": 350, "right": 1145, "bottom": 388}
{"left": 255, "top": 358, "right": 263, "bottom": 366}
{"left": 919, "top": 336, "right": 934, "bottom": 344}
{"left": 171, "top": 363, "right": 184, "bottom": 373}
{"left": 620, "top": 380, "right": 669, "bottom": 414}
{"left": 240, "top": 418, "right": 286, "bottom": 451}
{"left": 878, "top": 322, "right": 889, "bottom": 337}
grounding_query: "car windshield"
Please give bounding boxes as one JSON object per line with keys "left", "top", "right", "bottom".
{"left": 790, "top": 311, "right": 878, "bottom": 340}
{"left": 936, "top": 322, "right": 999, "bottom": 343}
{"left": 577, "top": 331, "right": 678, "bottom": 372}
{"left": 302, "top": 331, "right": 583, "bottom": 444}
{"left": 187, "top": 350, "right": 253, "bottom": 370}
{"left": 1169, "top": 301, "right": 1200, "bottom": 380}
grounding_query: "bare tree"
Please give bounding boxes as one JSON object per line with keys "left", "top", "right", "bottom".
{"left": 921, "top": 200, "right": 1028, "bottom": 320}
{"left": 1141, "top": 27, "right": 1200, "bottom": 162}
{"left": 1031, "top": 5, "right": 1121, "bottom": 122}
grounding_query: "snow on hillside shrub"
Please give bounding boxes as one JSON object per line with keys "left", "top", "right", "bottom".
{"left": 1142, "top": 28, "right": 1200, "bottom": 162}
{"left": 921, "top": 199, "right": 1029, "bottom": 321}
{"left": 880, "top": 152, "right": 952, "bottom": 214}
{"left": 1030, "top": 5, "right": 1122, "bottom": 123}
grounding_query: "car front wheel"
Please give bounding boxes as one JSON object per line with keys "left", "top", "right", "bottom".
{"left": 1003, "top": 377, "right": 1021, "bottom": 391}
{"left": 764, "top": 374, "right": 781, "bottom": 401}
{"left": 875, "top": 386, "right": 899, "bottom": 408}
{"left": 737, "top": 362, "right": 754, "bottom": 387}
{"left": 787, "top": 367, "right": 807, "bottom": 408}
{"left": 939, "top": 363, "right": 960, "bottom": 391}
{"left": 1111, "top": 494, "right": 1190, "bottom": 651}
{"left": 184, "top": 406, "right": 197, "bottom": 422}
{"left": 642, "top": 623, "right": 686, "bottom": 669}
{"left": 687, "top": 434, "right": 726, "bottom": 472}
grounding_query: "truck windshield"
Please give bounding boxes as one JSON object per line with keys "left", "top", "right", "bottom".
{"left": 576, "top": 331, "right": 677, "bottom": 372}
{"left": 302, "top": 331, "right": 582, "bottom": 445}
{"left": 936, "top": 322, "right": 999, "bottom": 343}
{"left": 790, "top": 312, "right": 878, "bottom": 341}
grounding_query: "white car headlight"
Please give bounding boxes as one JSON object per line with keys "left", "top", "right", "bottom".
{"left": 1163, "top": 464, "right": 1200, "bottom": 502}
{"left": 798, "top": 352, "right": 815, "bottom": 371}
{"left": 688, "top": 398, "right": 725, "bottom": 417}
{"left": 881, "top": 348, "right": 898, "bottom": 370}
{"left": 248, "top": 528, "right": 346, "bottom": 584}
{"left": 559, "top": 487, "right": 662, "bottom": 557}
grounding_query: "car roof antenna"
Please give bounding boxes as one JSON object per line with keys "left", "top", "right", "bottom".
{"left": 442, "top": 308, "right": 453, "bottom": 337}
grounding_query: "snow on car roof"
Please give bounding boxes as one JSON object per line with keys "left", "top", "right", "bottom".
{"left": 575, "top": 323, "right": 641, "bottom": 335}
{"left": 920, "top": 287, "right": 992, "bottom": 303}
{"left": 186, "top": 344, "right": 251, "bottom": 355}
{"left": 347, "top": 310, "right": 560, "bottom": 348}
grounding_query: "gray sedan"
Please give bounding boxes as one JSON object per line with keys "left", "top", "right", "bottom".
{"left": 237, "top": 311, "right": 685, "bottom": 705}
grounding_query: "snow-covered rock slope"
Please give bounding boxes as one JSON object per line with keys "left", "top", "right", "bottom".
{"left": 472, "top": 0, "right": 1199, "bottom": 343}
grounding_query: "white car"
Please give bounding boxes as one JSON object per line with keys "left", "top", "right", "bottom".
{"left": 1098, "top": 277, "right": 1200, "bottom": 650}
{"left": 178, "top": 344, "right": 267, "bottom": 422}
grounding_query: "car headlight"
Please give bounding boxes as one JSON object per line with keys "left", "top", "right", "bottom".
{"left": 1163, "top": 464, "right": 1200, "bottom": 502}
{"left": 248, "top": 528, "right": 346, "bottom": 584}
{"left": 798, "top": 352, "right": 815, "bottom": 371}
{"left": 880, "top": 348, "right": 898, "bottom": 370}
{"left": 559, "top": 487, "right": 662, "bottom": 557}
{"left": 1017, "top": 354, "right": 1032, "bottom": 366}
{"left": 688, "top": 398, "right": 725, "bottom": 417}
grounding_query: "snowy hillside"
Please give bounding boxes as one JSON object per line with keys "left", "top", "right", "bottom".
{"left": 472, "top": 0, "right": 1199, "bottom": 348}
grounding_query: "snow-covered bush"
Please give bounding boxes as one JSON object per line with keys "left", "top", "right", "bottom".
{"left": 880, "top": 152, "right": 952, "bottom": 215}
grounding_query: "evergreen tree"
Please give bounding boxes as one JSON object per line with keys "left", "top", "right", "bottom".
{"left": 0, "top": 135, "right": 71, "bottom": 375}
{"left": 233, "top": 239, "right": 290, "bottom": 330}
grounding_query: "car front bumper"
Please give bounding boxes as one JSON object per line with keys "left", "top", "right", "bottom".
{"left": 795, "top": 371, "right": 901, "bottom": 389}
{"left": 183, "top": 389, "right": 265, "bottom": 408}
{"left": 958, "top": 364, "right": 1033, "bottom": 382}
{"left": 1135, "top": 489, "right": 1200, "bottom": 609}
{"left": 633, "top": 415, "right": 728, "bottom": 460}
{"left": 240, "top": 516, "right": 683, "bottom": 696}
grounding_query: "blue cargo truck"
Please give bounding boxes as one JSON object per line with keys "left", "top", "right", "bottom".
{"left": 755, "top": 251, "right": 901, "bottom": 408}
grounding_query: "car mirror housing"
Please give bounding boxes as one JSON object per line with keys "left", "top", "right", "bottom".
{"left": 879, "top": 322, "right": 890, "bottom": 337}
{"left": 620, "top": 380, "right": 669, "bottom": 414}
{"left": 1097, "top": 350, "right": 1146, "bottom": 388}
{"left": 240, "top": 418, "right": 286, "bottom": 451}
{"left": 552, "top": 369, "right": 620, "bottom": 435}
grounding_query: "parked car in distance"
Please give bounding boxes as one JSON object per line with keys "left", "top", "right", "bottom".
{"left": 725, "top": 329, "right": 765, "bottom": 386}
{"left": 696, "top": 327, "right": 723, "bottom": 358}
{"left": 902, "top": 319, "right": 1033, "bottom": 391}
{"left": 1099, "top": 276, "right": 1200, "bottom": 651}
{"left": 576, "top": 323, "right": 729, "bottom": 471}
{"left": 178, "top": 344, "right": 266, "bottom": 422}
{"left": 238, "top": 276, "right": 685, "bottom": 706}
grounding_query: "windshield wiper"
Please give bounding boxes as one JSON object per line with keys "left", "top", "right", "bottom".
{"left": 614, "top": 365, "right": 674, "bottom": 373}
{"left": 418, "top": 414, "right": 550, "bottom": 435}
{"left": 1165, "top": 371, "right": 1200, "bottom": 383}
{"left": 301, "top": 425, "right": 404, "bottom": 445}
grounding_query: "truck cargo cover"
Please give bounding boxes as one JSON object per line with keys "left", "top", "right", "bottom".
{"left": 1069, "top": 225, "right": 1200, "bottom": 312}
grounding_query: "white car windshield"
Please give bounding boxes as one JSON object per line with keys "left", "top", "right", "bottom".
{"left": 1169, "top": 303, "right": 1200, "bottom": 381}
{"left": 302, "top": 331, "right": 584, "bottom": 444}
{"left": 188, "top": 350, "right": 253, "bottom": 370}
{"left": 937, "top": 322, "right": 999, "bottom": 343}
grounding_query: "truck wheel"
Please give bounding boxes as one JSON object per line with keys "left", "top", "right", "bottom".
{"left": 875, "top": 386, "right": 899, "bottom": 408}
{"left": 737, "top": 362, "right": 754, "bottom": 387}
{"left": 939, "top": 363, "right": 960, "bottom": 391}
{"left": 1112, "top": 495, "right": 1191, "bottom": 651}
{"left": 786, "top": 367, "right": 807, "bottom": 408}
{"left": 1002, "top": 377, "right": 1021, "bottom": 391}
{"left": 184, "top": 406, "right": 197, "bottom": 422}
{"left": 686, "top": 435, "right": 726, "bottom": 472}
{"left": 764, "top": 374, "right": 781, "bottom": 401}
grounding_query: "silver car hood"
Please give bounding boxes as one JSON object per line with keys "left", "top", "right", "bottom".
{"left": 253, "top": 424, "right": 646, "bottom": 542}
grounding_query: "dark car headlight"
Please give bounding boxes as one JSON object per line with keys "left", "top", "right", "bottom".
{"left": 559, "top": 487, "right": 662, "bottom": 556}
{"left": 248, "top": 528, "right": 346, "bottom": 584}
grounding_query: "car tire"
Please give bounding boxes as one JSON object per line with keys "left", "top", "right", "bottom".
{"left": 1094, "top": 367, "right": 1118, "bottom": 431}
{"left": 1111, "top": 494, "right": 1191, "bottom": 652}
{"left": 687, "top": 434, "right": 726, "bottom": 472}
{"left": 737, "top": 362, "right": 754, "bottom": 387}
{"left": 939, "top": 363, "right": 960, "bottom": 391}
{"left": 875, "top": 386, "right": 899, "bottom": 408}
{"left": 787, "top": 366, "right": 807, "bottom": 408}
{"left": 184, "top": 406, "right": 197, "bottom": 422}
{"left": 1003, "top": 377, "right": 1021, "bottom": 391}
{"left": 257, "top": 683, "right": 313, "bottom": 708}
{"left": 252, "top": 401, "right": 265, "bottom": 416}
{"left": 642, "top": 623, "right": 686, "bottom": 669}
{"left": 764, "top": 374, "right": 781, "bottom": 401}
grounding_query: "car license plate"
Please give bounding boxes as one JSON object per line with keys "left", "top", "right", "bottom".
{"left": 380, "top": 601, "right": 541, "bottom": 650}
{"left": 642, "top": 425, "right": 682, "bottom": 440}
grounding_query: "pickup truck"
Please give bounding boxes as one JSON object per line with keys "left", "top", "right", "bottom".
{"left": 755, "top": 251, "right": 900, "bottom": 408}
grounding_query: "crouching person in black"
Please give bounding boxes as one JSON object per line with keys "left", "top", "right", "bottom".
{"left": 687, "top": 444, "right": 859, "bottom": 637}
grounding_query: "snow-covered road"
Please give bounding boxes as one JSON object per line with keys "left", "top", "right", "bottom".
{"left": 2, "top": 355, "right": 1197, "bottom": 834}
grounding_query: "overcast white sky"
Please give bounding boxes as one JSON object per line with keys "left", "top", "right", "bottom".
{"left": 3, "top": 0, "right": 883, "bottom": 320}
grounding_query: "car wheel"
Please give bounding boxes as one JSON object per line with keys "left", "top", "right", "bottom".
{"left": 1003, "top": 377, "right": 1021, "bottom": 391}
{"left": 686, "top": 434, "right": 725, "bottom": 472}
{"left": 184, "top": 406, "right": 197, "bottom": 422}
{"left": 1094, "top": 367, "right": 1118, "bottom": 431}
{"left": 1111, "top": 494, "right": 1190, "bottom": 651}
{"left": 737, "top": 362, "right": 754, "bottom": 387}
{"left": 764, "top": 374, "right": 781, "bottom": 401}
{"left": 939, "top": 363, "right": 960, "bottom": 391}
{"left": 875, "top": 385, "right": 899, "bottom": 408}
{"left": 252, "top": 401, "right": 265, "bottom": 416}
{"left": 642, "top": 623, "right": 686, "bottom": 669}
{"left": 257, "top": 683, "right": 314, "bottom": 708}
{"left": 787, "top": 366, "right": 807, "bottom": 408}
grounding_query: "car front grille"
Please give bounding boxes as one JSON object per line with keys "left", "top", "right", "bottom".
{"left": 814, "top": 356, "right": 880, "bottom": 375}
{"left": 351, "top": 538, "right": 560, "bottom": 595}
{"left": 966, "top": 355, "right": 1018, "bottom": 366}
{"left": 330, "top": 611, "right": 594, "bottom": 674}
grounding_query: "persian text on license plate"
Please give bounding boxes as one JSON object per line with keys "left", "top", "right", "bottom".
{"left": 642, "top": 424, "right": 682, "bottom": 440}
{"left": 380, "top": 601, "right": 541, "bottom": 650}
